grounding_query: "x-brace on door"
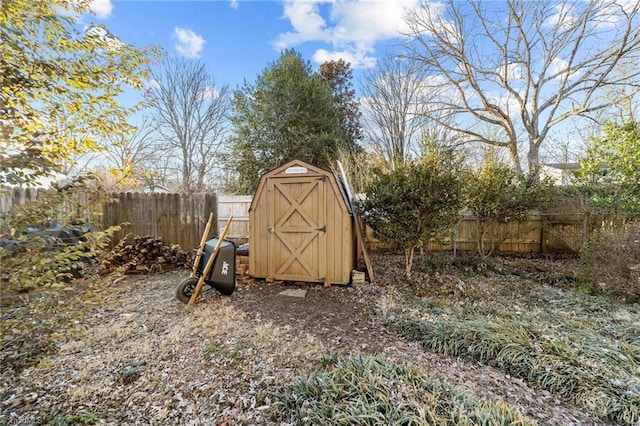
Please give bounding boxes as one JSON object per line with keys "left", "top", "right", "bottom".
{"left": 267, "top": 176, "right": 326, "bottom": 282}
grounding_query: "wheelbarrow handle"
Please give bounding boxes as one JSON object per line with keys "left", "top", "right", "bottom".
{"left": 191, "top": 212, "right": 215, "bottom": 278}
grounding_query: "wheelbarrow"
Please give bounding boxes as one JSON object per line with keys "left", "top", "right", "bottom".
{"left": 176, "top": 215, "right": 236, "bottom": 304}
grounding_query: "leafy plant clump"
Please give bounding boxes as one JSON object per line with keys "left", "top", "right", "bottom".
{"left": 45, "top": 412, "right": 105, "bottom": 426}
{"left": 383, "top": 286, "right": 640, "bottom": 425}
{"left": 270, "top": 354, "right": 533, "bottom": 425}
{"left": 574, "top": 120, "right": 640, "bottom": 219}
{"left": 1, "top": 178, "right": 124, "bottom": 374}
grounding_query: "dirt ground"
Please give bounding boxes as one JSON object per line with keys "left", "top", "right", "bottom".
{"left": 1, "top": 253, "right": 611, "bottom": 425}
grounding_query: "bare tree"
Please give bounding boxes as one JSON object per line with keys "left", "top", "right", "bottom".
{"left": 360, "top": 55, "right": 430, "bottom": 171}
{"left": 100, "top": 116, "right": 177, "bottom": 189}
{"left": 405, "top": 0, "right": 640, "bottom": 176}
{"left": 595, "top": 60, "right": 640, "bottom": 123}
{"left": 360, "top": 54, "right": 463, "bottom": 170}
{"left": 67, "top": 115, "right": 165, "bottom": 189}
{"left": 148, "top": 58, "right": 231, "bottom": 192}
{"left": 103, "top": 116, "right": 157, "bottom": 169}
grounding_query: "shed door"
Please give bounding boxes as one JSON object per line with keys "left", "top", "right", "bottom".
{"left": 268, "top": 176, "right": 325, "bottom": 282}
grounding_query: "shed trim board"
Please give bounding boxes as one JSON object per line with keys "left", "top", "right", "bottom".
{"left": 249, "top": 160, "right": 356, "bottom": 285}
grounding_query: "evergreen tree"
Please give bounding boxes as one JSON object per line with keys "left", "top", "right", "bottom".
{"left": 319, "top": 59, "right": 362, "bottom": 148}
{"left": 227, "top": 49, "right": 349, "bottom": 193}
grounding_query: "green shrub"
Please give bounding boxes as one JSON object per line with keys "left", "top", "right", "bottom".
{"left": 270, "top": 354, "right": 533, "bottom": 425}
{"left": 360, "top": 155, "right": 465, "bottom": 274}
{"left": 574, "top": 120, "right": 640, "bottom": 220}
{"left": 465, "top": 158, "right": 554, "bottom": 257}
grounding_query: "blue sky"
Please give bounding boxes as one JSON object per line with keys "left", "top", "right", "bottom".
{"left": 78, "top": 0, "right": 638, "bottom": 168}
{"left": 84, "top": 0, "right": 418, "bottom": 93}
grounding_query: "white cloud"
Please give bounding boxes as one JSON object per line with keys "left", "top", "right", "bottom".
{"left": 548, "top": 57, "right": 584, "bottom": 83}
{"left": 545, "top": 0, "right": 638, "bottom": 31}
{"left": 497, "top": 63, "right": 525, "bottom": 80}
{"left": 549, "top": 58, "right": 569, "bottom": 76}
{"left": 174, "top": 27, "right": 206, "bottom": 59}
{"left": 616, "top": 0, "right": 640, "bottom": 14}
{"left": 274, "top": 1, "right": 330, "bottom": 48}
{"left": 89, "top": 0, "right": 113, "bottom": 19}
{"left": 199, "top": 86, "right": 220, "bottom": 100}
{"left": 85, "top": 24, "right": 123, "bottom": 50}
{"left": 545, "top": 3, "right": 576, "bottom": 29}
{"left": 486, "top": 91, "right": 521, "bottom": 117}
{"left": 229, "top": 0, "right": 239, "bottom": 10}
{"left": 312, "top": 47, "right": 377, "bottom": 69}
{"left": 274, "top": 0, "right": 421, "bottom": 68}
{"left": 144, "top": 79, "right": 162, "bottom": 91}
{"left": 328, "top": 0, "right": 417, "bottom": 43}
{"left": 592, "top": 0, "right": 638, "bottom": 29}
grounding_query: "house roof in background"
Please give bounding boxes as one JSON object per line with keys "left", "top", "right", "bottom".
{"left": 540, "top": 162, "right": 580, "bottom": 170}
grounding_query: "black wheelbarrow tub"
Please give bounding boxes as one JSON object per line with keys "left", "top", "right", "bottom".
{"left": 200, "top": 237, "right": 236, "bottom": 295}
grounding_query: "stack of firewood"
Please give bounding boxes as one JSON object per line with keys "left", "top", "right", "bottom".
{"left": 104, "top": 235, "right": 193, "bottom": 274}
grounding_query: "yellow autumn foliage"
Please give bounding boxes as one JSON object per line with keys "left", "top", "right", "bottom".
{"left": 0, "top": 0, "right": 162, "bottom": 184}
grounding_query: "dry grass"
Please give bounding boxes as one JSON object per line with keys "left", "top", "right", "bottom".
{"left": 3, "top": 275, "right": 328, "bottom": 425}
{"left": 3, "top": 258, "right": 630, "bottom": 425}
{"left": 43, "top": 299, "right": 325, "bottom": 409}
{"left": 580, "top": 222, "right": 640, "bottom": 301}
{"left": 0, "top": 277, "right": 123, "bottom": 375}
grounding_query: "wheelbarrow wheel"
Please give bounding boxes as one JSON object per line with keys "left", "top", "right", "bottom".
{"left": 176, "top": 276, "right": 198, "bottom": 304}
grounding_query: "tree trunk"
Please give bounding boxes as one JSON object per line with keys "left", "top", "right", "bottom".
{"left": 404, "top": 246, "right": 415, "bottom": 275}
{"left": 181, "top": 146, "right": 191, "bottom": 192}
{"left": 508, "top": 135, "right": 523, "bottom": 177}
{"left": 476, "top": 218, "right": 485, "bottom": 257}
{"left": 196, "top": 163, "right": 206, "bottom": 190}
{"left": 528, "top": 144, "right": 541, "bottom": 177}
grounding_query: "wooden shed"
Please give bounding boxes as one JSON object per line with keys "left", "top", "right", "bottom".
{"left": 249, "top": 159, "right": 356, "bottom": 285}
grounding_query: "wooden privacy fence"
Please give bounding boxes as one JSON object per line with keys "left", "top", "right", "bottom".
{"left": 0, "top": 187, "right": 39, "bottom": 212}
{"left": 102, "top": 192, "right": 217, "bottom": 249}
{"left": 395, "top": 212, "right": 589, "bottom": 254}
{"left": 217, "top": 195, "right": 251, "bottom": 242}
{"left": 1, "top": 188, "right": 217, "bottom": 250}
{"left": 2, "top": 188, "right": 591, "bottom": 253}
{"left": 213, "top": 196, "right": 590, "bottom": 253}
{"left": 216, "top": 194, "right": 590, "bottom": 253}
